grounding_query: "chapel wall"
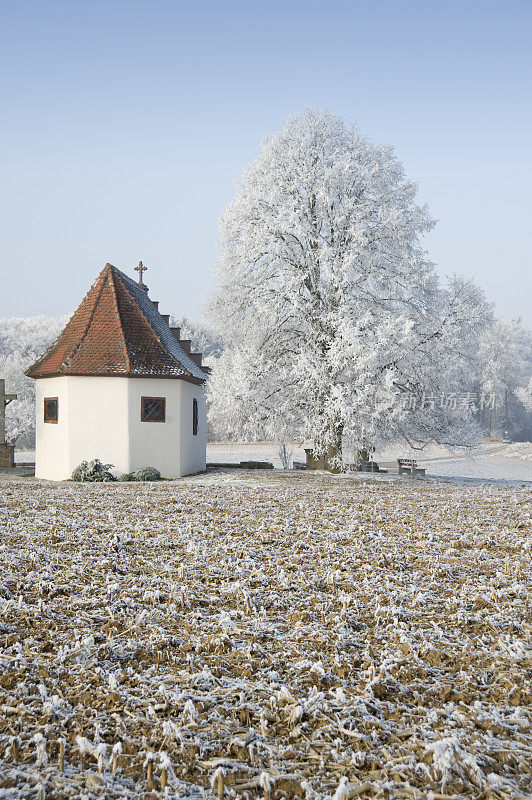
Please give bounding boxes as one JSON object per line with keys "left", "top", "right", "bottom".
{"left": 34, "top": 377, "right": 72, "bottom": 480}
{"left": 179, "top": 381, "right": 207, "bottom": 476}
{"left": 127, "top": 378, "right": 181, "bottom": 478}
{"left": 67, "top": 377, "right": 130, "bottom": 477}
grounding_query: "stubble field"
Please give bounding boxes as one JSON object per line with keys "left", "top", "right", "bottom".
{"left": 0, "top": 470, "right": 531, "bottom": 799}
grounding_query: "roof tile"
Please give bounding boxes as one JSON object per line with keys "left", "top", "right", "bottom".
{"left": 26, "top": 264, "right": 208, "bottom": 382}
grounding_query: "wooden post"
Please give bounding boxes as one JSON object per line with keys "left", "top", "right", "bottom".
{"left": 0, "top": 379, "right": 17, "bottom": 443}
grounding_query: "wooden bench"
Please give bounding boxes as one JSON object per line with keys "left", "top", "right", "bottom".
{"left": 397, "top": 458, "right": 426, "bottom": 477}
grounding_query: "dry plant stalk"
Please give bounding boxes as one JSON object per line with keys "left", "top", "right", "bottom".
{"left": 111, "top": 743, "right": 122, "bottom": 774}
{"left": 212, "top": 766, "right": 227, "bottom": 800}
{"left": 145, "top": 752, "right": 156, "bottom": 790}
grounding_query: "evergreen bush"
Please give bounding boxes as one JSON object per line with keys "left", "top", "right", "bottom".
{"left": 118, "top": 467, "right": 161, "bottom": 482}
{"left": 72, "top": 459, "right": 116, "bottom": 482}
{"left": 132, "top": 466, "right": 161, "bottom": 481}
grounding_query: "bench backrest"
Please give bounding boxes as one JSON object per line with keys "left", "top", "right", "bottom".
{"left": 398, "top": 458, "right": 417, "bottom": 467}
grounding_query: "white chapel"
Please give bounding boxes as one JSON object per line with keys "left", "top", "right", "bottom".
{"left": 26, "top": 263, "right": 209, "bottom": 480}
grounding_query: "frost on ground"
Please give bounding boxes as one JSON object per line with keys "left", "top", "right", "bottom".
{"left": 206, "top": 441, "right": 532, "bottom": 482}
{"left": 0, "top": 471, "right": 531, "bottom": 800}
{"left": 15, "top": 441, "right": 532, "bottom": 482}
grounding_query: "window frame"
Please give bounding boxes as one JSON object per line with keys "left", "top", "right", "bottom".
{"left": 43, "top": 397, "right": 59, "bottom": 424}
{"left": 140, "top": 396, "right": 166, "bottom": 423}
{"left": 192, "top": 397, "right": 199, "bottom": 436}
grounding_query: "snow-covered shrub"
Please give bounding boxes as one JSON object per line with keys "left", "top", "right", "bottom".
{"left": 118, "top": 467, "right": 161, "bottom": 481}
{"left": 132, "top": 466, "right": 161, "bottom": 481}
{"left": 72, "top": 459, "right": 116, "bottom": 482}
{"left": 118, "top": 472, "right": 135, "bottom": 481}
{"left": 277, "top": 440, "right": 293, "bottom": 470}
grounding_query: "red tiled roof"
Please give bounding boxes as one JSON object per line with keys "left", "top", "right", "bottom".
{"left": 26, "top": 264, "right": 208, "bottom": 382}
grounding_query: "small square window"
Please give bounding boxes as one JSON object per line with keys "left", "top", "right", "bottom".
{"left": 141, "top": 396, "right": 166, "bottom": 422}
{"left": 192, "top": 398, "right": 199, "bottom": 436}
{"left": 44, "top": 397, "right": 58, "bottom": 423}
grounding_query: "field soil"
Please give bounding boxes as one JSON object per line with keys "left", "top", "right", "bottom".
{"left": 0, "top": 470, "right": 531, "bottom": 799}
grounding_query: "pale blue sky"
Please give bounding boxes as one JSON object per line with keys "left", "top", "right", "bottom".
{"left": 1, "top": 0, "right": 531, "bottom": 325}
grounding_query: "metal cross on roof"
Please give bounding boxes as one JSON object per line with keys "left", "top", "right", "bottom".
{"left": 135, "top": 260, "right": 147, "bottom": 284}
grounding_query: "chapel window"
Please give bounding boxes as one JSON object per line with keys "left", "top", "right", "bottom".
{"left": 141, "top": 397, "right": 166, "bottom": 422}
{"left": 44, "top": 397, "right": 58, "bottom": 423}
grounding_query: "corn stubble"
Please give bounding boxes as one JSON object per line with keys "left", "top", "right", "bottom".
{"left": 0, "top": 470, "right": 531, "bottom": 799}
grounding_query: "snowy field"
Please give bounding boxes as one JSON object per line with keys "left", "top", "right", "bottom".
{"left": 205, "top": 442, "right": 532, "bottom": 483}
{"left": 1, "top": 470, "right": 531, "bottom": 799}
{"left": 415, "top": 456, "right": 531, "bottom": 484}
{"left": 14, "top": 442, "right": 532, "bottom": 484}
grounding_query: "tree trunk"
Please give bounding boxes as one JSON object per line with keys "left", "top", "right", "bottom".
{"left": 504, "top": 387, "right": 509, "bottom": 439}
{"left": 326, "top": 423, "right": 344, "bottom": 473}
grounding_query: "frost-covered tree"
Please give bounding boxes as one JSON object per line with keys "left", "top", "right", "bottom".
{"left": 516, "top": 378, "right": 532, "bottom": 413}
{"left": 208, "top": 109, "right": 492, "bottom": 463}
{"left": 170, "top": 315, "right": 224, "bottom": 361}
{"left": 479, "top": 316, "right": 532, "bottom": 397}
{"left": 0, "top": 316, "right": 66, "bottom": 446}
{"left": 479, "top": 316, "right": 532, "bottom": 437}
